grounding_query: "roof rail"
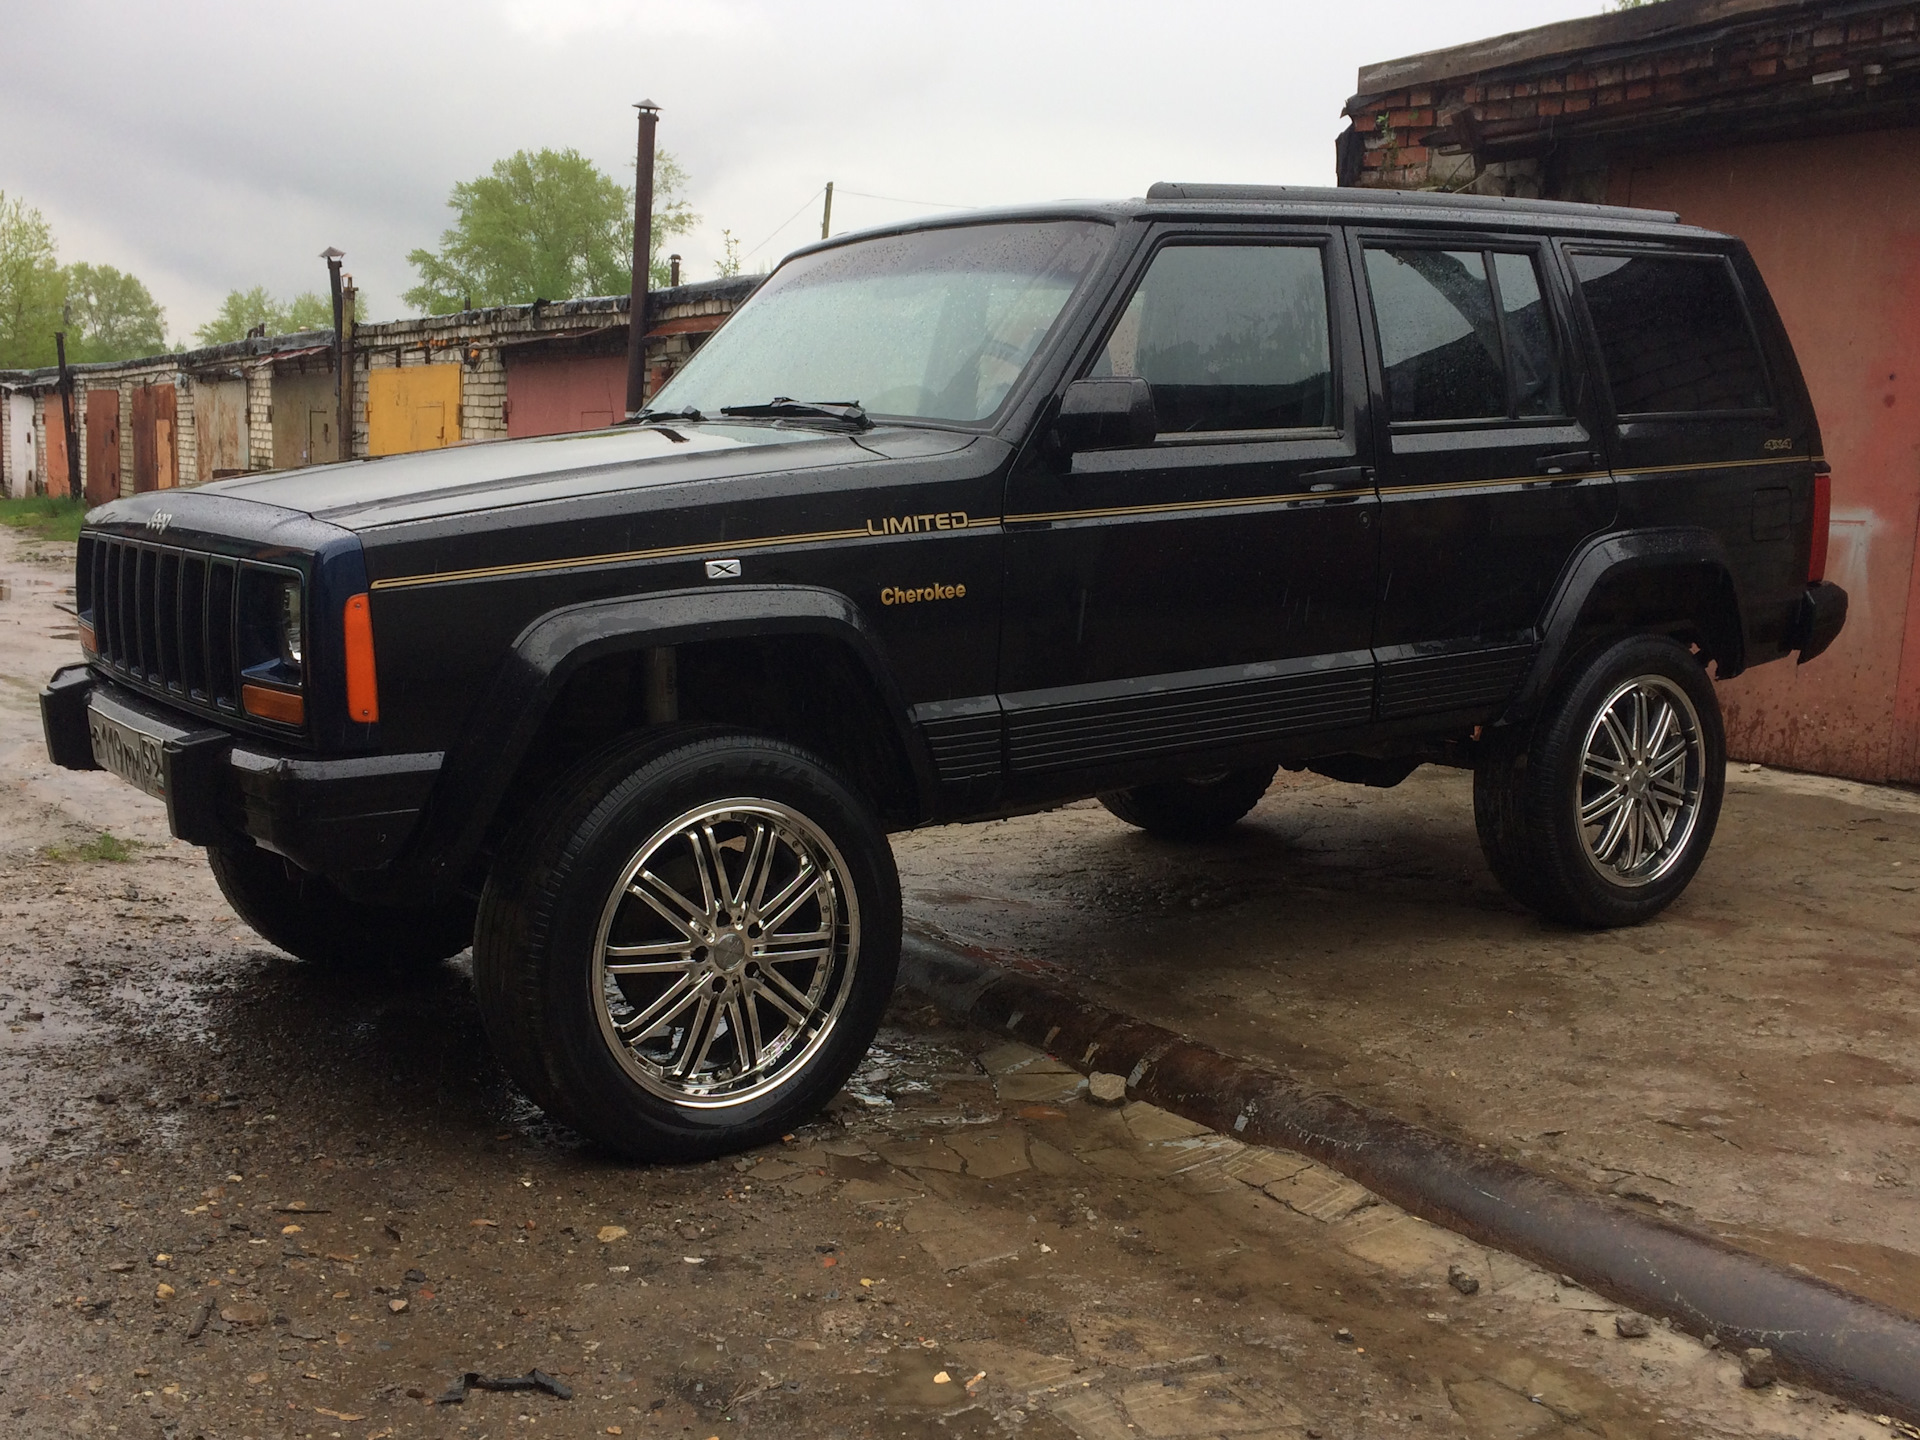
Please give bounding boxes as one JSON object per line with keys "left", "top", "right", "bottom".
{"left": 1146, "top": 182, "right": 1679, "bottom": 224}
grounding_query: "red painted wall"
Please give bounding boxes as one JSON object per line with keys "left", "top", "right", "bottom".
{"left": 1610, "top": 128, "right": 1920, "bottom": 785}
{"left": 504, "top": 353, "right": 627, "bottom": 440}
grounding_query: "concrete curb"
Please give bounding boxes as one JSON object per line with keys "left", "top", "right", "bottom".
{"left": 898, "top": 928, "right": 1920, "bottom": 1423}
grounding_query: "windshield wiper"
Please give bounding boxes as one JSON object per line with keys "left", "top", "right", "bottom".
{"left": 621, "top": 405, "right": 705, "bottom": 426}
{"left": 718, "top": 398, "right": 870, "bottom": 429}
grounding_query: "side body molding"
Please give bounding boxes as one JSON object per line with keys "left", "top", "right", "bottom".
{"left": 1504, "top": 527, "right": 1745, "bottom": 723}
{"left": 415, "top": 584, "right": 933, "bottom": 886}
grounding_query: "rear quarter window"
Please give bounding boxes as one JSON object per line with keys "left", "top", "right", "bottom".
{"left": 1569, "top": 251, "right": 1771, "bottom": 416}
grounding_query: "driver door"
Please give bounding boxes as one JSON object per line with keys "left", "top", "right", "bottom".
{"left": 997, "top": 227, "right": 1379, "bottom": 793}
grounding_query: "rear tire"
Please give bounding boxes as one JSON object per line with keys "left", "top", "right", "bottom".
{"left": 1099, "top": 765, "right": 1278, "bottom": 840}
{"left": 1474, "top": 635, "right": 1724, "bottom": 927}
{"left": 473, "top": 729, "right": 900, "bottom": 1161}
{"left": 208, "top": 841, "right": 476, "bottom": 968}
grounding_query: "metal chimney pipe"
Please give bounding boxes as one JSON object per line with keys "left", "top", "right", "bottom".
{"left": 322, "top": 247, "right": 346, "bottom": 462}
{"left": 625, "top": 101, "right": 661, "bottom": 416}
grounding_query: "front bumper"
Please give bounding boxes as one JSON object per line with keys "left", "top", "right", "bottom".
{"left": 1789, "top": 581, "right": 1848, "bottom": 664}
{"left": 41, "top": 665, "right": 440, "bottom": 875}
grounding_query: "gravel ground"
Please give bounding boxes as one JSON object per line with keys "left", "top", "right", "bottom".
{"left": 1, "top": 527, "right": 1911, "bottom": 1440}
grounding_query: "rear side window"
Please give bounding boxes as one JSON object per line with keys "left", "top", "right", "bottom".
{"left": 1090, "top": 243, "right": 1334, "bottom": 433}
{"left": 1570, "top": 252, "right": 1770, "bottom": 415}
{"left": 1363, "top": 246, "right": 1564, "bottom": 424}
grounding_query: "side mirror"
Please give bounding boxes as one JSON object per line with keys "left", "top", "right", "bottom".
{"left": 1052, "top": 377, "right": 1157, "bottom": 454}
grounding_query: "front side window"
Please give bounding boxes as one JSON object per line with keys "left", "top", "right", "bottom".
{"left": 1090, "top": 243, "right": 1334, "bottom": 433}
{"left": 1570, "top": 252, "right": 1770, "bottom": 415}
{"left": 651, "top": 220, "right": 1112, "bottom": 425}
{"left": 1364, "top": 245, "right": 1564, "bottom": 423}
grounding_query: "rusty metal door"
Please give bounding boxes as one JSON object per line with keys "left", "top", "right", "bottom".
{"left": 366, "top": 364, "right": 462, "bottom": 456}
{"left": 131, "top": 383, "right": 179, "bottom": 492}
{"left": 271, "top": 371, "right": 339, "bottom": 469}
{"left": 195, "top": 379, "right": 247, "bottom": 481}
{"left": 85, "top": 389, "right": 121, "bottom": 505}
{"left": 504, "top": 353, "right": 626, "bottom": 438}
{"left": 43, "top": 397, "right": 70, "bottom": 497}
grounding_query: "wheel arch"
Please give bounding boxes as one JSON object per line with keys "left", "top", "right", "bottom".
{"left": 411, "top": 585, "right": 934, "bottom": 889}
{"left": 1507, "top": 527, "right": 1746, "bottom": 724}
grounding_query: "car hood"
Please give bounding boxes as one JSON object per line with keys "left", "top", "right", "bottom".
{"left": 191, "top": 422, "right": 960, "bottom": 532}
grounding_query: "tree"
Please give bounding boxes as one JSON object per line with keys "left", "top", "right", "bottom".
{"left": 403, "top": 147, "right": 697, "bottom": 315}
{"left": 64, "top": 262, "right": 167, "bottom": 362}
{"left": 193, "top": 287, "right": 333, "bottom": 347}
{"left": 0, "top": 192, "right": 65, "bottom": 369}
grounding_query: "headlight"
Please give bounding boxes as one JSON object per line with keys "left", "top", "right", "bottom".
{"left": 279, "top": 582, "right": 304, "bottom": 668}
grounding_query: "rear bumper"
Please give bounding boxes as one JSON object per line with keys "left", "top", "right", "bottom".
{"left": 1789, "top": 581, "right": 1848, "bottom": 664}
{"left": 40, "top": 665, "right": 440, "bottom": 874}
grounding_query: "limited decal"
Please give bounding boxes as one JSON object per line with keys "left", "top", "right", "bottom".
{"left": 881, "top": 583, "right": 966, "bottom": 606}
{"left": 865, "top": 511, "right": 969, "bottom": 536}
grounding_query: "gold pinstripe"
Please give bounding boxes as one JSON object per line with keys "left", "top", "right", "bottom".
{"left": 367, "top": 454, "right": 1818, "bottom": 592}
{"left": 368, "top": 514, "right": 1004, "bottom": 592}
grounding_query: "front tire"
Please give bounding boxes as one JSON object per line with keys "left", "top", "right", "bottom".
{"left": 474, "top": 729, "right": 900, "bottom": 1161}
{"left": 1474, "top": 635, "right": 1724, "bottom": 927}
{"left": 208, "top": 841, "right": 476, "bottom": 968}
{"left": 1100, "top": 764, "right": 1278, "bottom": 840}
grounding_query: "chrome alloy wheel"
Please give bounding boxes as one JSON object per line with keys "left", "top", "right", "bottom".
{"left": 591, "top": 799, "right": 860, "bottom": 1107}
{"left": 1575, "top": 674, "right": 1706, "bottom": 887}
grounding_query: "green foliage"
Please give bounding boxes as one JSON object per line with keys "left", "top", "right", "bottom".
{"left": 0, "top": 494, "right": 86, "bottom": 541}
{"left": 0, "top": 192, "right": 66, "bottom": 369}
{"left": 63, "top": 262, "right": 167, "bottom": 362}
{"left": 193, "top": 286, "right": 334, "bottom": 347}
{"left": 42, "top": 830, "right": 140, "bottom": 863}
{"left": 715, "top": 228, "right": 743, "bottom": 279}
{"left": 403, "top": 147, "right": 698, "bottom": 315}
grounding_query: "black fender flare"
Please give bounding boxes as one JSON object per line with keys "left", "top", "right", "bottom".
{"left": 1504, "top": 527, "right": 1746, "bottom": 724}
{"left": 414, "top": 584, "right": 934, "bottom": 886}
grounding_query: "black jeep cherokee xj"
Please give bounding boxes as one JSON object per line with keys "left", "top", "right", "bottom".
{"left": 42, "top": 184, "right": 1847, "bottom": 1160}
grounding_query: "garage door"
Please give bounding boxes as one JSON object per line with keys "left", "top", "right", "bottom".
{"left": 367, "top": 364, "right": 463, "bottom": 457}
{"left": 505, "top": 352, "right": 625, "bottom": 438}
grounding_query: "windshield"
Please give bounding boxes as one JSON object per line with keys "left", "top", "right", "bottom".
{"left": 651, "top": 220, "right": 1112, "bottom": 425}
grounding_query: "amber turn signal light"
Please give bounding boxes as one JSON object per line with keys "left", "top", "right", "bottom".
{"left": 343, "top": 592, "right": 379, "bottom": 723}
{"left": 78, "top": 621, "right": 96, "bottom": 653}
{"left": 241, "top": 683, "right": 306, "bottom": 726}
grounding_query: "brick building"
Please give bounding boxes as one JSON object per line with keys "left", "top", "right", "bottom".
{"left": 1340, "top": 0, "right": 1920, "bottom": 785}
{"left": 0, "top": 275, "right": 756, "bottom": 504}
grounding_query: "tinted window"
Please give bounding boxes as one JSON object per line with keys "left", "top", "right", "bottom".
{"left": 1494, "top": 251, "right": 1561, "bottom": 417}
{"left": 1571, "top": 252, "right": 1769, "bottom": 414}
{"left": 1366, "top": 248, "right": 1507, "bottom": 422}
{"left": 1091, "top": 244, "right": 1333, "bottom": 433}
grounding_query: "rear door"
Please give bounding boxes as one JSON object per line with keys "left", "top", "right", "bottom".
{"left": 1560, "top": 243, "right": 1814, "bottom": 651}
{"left": 1354, "top": 229, "right": 1614, "bottom": 726}
{"left": 998, "top": 224, "right": 1379, "bottom": 789}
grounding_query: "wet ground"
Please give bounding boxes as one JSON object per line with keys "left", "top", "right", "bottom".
{"left": 892, "top": 738, "right": 1920, "bottom": 1325}
{"left": 1, "top": 527, "right": 1914, "bottom": 1440}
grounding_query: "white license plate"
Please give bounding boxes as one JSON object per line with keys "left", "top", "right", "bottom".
{"left": 90, "top": 705, "right": 167, "bottom": 801}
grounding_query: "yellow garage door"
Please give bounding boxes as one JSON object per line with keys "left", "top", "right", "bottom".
{"left": 366, "top": 364, "right": 463, "bottom": 457}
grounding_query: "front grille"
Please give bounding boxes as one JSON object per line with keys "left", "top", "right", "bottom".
{"left": 80, "top": 533, "right": 247, "bottom": 714}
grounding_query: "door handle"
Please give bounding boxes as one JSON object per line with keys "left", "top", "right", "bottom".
{"left": 1535, "top": 450, "right": 1597, "bottom": 477}
{"left": 1302, "top": 465, "right": 1373, "bottom": 493}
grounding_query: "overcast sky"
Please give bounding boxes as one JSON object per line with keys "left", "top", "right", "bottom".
{"left": 4, "top": 0, "right": 1599, "bottom": 342}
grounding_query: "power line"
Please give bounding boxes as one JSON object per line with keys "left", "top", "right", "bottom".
{"left": 743, "top": 187, "right": 826, "bottom": 261}
{"left": 836, "top": 187, "right": 966, "bottom": 210}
